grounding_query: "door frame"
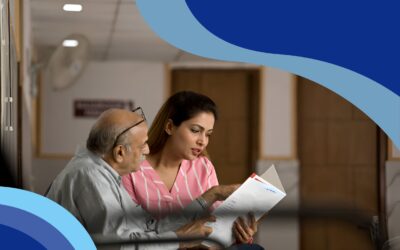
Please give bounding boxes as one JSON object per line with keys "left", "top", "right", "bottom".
{"left": 378, "top": 129, "right": 388, "bottom": 243}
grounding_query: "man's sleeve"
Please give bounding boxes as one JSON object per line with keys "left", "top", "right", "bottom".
{"left": 77, "top": 176, "right": 180, "bottom": 250}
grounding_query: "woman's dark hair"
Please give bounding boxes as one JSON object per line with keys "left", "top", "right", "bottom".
{"left": 148, "top": 91, "right": 218, "bottom": 155}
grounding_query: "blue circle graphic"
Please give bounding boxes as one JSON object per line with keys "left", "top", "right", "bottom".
{"left": 0, "top": 224, "right": 46, "bottom": 250}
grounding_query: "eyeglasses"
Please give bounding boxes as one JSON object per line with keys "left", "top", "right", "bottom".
{"left": 112, "top": 107, "right": 146, "bottom": 148}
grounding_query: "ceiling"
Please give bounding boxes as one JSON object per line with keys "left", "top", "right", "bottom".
{"left": 30, "top": 0, "right": 205, "bottom": 62}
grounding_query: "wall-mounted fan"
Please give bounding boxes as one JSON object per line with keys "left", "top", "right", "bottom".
{"left": 47, "top": 34, "right": 90, "bottom": 91}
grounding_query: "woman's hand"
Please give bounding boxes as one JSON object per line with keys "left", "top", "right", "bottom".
{"left": 175, "top": 215, "right": 216, "bottom": 249}
{"left": 201, "top": 184, "right": 240, "bottom": 206}
{"left": 210, "top": 184, "right": 240, "bottom": 200}
{"left": 233, "top": 213, "right": 258, "bottom": 244}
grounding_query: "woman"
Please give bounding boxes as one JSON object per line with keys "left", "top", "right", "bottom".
{"left": 122, "top": 91, "right": 257, "bottom": 243}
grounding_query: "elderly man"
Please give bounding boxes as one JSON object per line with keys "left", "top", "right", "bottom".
{"left": 46, "top": 108, "right": 233, "bottom": 249}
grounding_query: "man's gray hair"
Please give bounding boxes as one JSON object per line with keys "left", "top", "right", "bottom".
{"left": 86, "top": 120, "right": 131, "bottom": 155}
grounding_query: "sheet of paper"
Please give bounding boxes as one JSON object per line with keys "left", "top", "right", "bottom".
{"left": 259, "top": 164, "right": 285, "bottom": 192}
{"left": 205, "top": 166, "right": 286, "bottom": 247}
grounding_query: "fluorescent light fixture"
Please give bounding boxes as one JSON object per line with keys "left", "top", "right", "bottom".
{"left": 63, "top": 39, "right": 79, "bottom": 47}
{"left": 63, "top": 4, "right": 83, "bottom": 12}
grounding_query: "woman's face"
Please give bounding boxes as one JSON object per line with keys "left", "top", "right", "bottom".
{"left": 168, "top": 112, "right": 215, "bottom": 160}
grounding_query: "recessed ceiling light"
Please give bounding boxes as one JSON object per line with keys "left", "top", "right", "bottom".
{"left": 63, "top": 4, "right": 83, "bottom": 12}
{"left": 63, "top": 39, "right": 79, "bottom": 47}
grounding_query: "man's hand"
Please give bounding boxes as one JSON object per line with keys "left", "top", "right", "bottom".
{"left": 175, "top": 216, "right": 216, "bottom": 248}
{"left": 233, "top": 213, "right": 258, "bottom": 244}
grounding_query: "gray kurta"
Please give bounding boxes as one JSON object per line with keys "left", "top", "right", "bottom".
{"left": 46, "top": 146, "right": 205, "bottom": 250}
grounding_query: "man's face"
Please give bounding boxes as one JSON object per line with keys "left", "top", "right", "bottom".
{"left": 121, "top": 122, "right": 149, "bottom": 174}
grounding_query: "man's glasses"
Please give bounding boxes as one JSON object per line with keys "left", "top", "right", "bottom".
{"left": 112, "top": 107, "right": 146, "bottom": 148}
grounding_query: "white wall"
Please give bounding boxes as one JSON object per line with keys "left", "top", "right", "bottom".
{"left": 257, "top": 67, "right": 299, "bottom": 250}
{"left": 40, "top": 61, "right": 165, "bottom": 155}
{"left": 262, "top": 67, "right": 296, "bottom": 158}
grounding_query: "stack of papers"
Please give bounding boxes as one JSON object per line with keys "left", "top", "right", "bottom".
{"left": 205, "top": 165, "right": 286, "bottom": 247}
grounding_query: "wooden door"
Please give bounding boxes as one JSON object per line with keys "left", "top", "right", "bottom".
{"left": 298, "top": 77, "right": 379, "bottom": 250}
{"left": 171, "top": 69, "right": 260, "bottom": 184}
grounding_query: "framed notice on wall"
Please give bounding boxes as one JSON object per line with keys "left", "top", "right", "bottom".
{"left": 74, "top": 99, "right": 134, "bottom": 118}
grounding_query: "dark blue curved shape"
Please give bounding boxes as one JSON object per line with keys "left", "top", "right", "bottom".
{"left": 0, "top": 224, "right": 45, "bottom": 250}
{"left": 185, "top": 1, "right": 400, "bottom": 96}
{"left": 0, "top": 205, "right": 74, "bottom": 250}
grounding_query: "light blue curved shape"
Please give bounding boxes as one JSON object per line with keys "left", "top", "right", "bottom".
{"left": 137, "top": 0, "right": 400, "bottom": 148}
{"left": 0, "top": 187, "right": 96, "bottom": 250}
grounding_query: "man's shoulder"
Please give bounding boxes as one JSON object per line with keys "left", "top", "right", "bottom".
{"left": 63, "top": 155, "right": 105, "bottom": 180}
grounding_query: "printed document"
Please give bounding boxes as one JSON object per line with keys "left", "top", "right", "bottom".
{"left": 205, "top": 165, "right": 286, "bottom": 247}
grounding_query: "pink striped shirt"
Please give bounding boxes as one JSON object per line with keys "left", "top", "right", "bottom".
{"left": 122, "top": 156, "right": 219, "bottom": 219}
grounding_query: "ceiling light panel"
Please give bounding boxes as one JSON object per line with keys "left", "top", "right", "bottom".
{"left": 63, "top": 4, "right": 83, "bottom": 12}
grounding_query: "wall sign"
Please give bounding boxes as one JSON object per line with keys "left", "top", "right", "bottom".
{"left": 74, "top": 99, "right": 134, "bottom": 118}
